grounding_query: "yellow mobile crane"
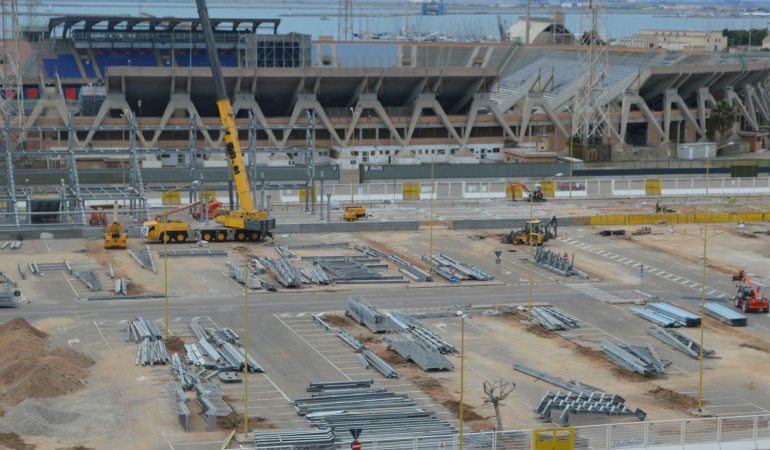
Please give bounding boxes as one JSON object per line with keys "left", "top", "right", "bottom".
{"left": 142, "top": 0, "right": 275, "bottom": 243}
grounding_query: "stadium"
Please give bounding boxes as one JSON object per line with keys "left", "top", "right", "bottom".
{"left": 0, "top": 11, "right": 766, "bottom": 227}
{"left": 3, "top": 14, "right": 768, "bottom": 168}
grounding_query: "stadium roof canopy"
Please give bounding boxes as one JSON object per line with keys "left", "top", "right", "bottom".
{"left": 48, "top": 15, "right": 281, "bottom": 38}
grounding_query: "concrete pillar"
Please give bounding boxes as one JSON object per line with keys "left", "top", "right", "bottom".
{"left": 319, "top": 174, "right": 325, "bottom": 221}
{"left": 647, "top": 121, "right": 663, "bottom": 147}
{"left": 326, "top": 194, "right": 331, "bottom": 223}
{"left": 266, "top": 194, "right": 271, "bottom": 213}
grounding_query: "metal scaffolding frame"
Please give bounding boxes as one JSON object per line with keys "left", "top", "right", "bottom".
{"left": 0, "top": 111, "right": 315, "bottom": 228}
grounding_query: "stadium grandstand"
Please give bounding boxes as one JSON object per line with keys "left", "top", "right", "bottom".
{"left": 3, "top": 14, "right": 770, "bottom": 171}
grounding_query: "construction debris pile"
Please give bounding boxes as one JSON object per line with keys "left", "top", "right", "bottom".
{"left": 127, "top": 317, "right": 169, "bottom": 365}
{"left": 601, "top": 340, "right": 670, "bottom": 376}
{"left": 257, "top": 380, "right": 457, "bottom": 446}
{"left": 0, "top": 318, "right": 94, "bottom": 415}
{"left": 531, "top": 247, "right": 589, "bottom": 279}
{"left": 421, "top": 253, "right": 494, "bottom": 281}
{"left": 530, "top": 306, "right": 580, "bottom": 331}
{"left": 647, "top": 326, "right": 715, "bottom": 359}
{"left": 630, "top": 302, "right": 700, "bottom": 328}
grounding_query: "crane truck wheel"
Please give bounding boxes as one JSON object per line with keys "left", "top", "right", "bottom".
{"left": 160, "top": 233, "right": 171, "bottom": 243}
{"left": 201, "top": 232, "right": 213, "bottom": 242}
{"left": 249, "top": 231, "right": 259, "bottom": 241}
{"left": 235, "top": 231, "right": 246, "bottom": 242}
{"left": 217, "top": 232, "right": 227, "bottom": 241}
{"left": 175, "top": 232, "right": 187, "bottom": 243}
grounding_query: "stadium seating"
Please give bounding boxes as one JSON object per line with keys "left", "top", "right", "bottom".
{"left": 175, "top": 49, "right": 237, "bottom": 67}
{"left": 41, "top": 54, "right": 82, "bottom": 79}
{"left": 81, "top": 58, "right": 97, "bottom": 78}
{"left": 93, "top": 49, "right": 158, "bottom": 75}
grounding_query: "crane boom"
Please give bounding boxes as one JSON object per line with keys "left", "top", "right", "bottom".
{"left": 195, "top": 0, "right": 255, "bottom": 212}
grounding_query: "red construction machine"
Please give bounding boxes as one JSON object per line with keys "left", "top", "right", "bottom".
{"left": 732, "top": 270, "right": 769, "bottom": 313}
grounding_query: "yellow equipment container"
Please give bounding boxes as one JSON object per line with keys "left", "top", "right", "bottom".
{"left": 532, "top": 427, "right": 575, "bottom": 450}
{"left": 343, "top": 206, "right": 367, "bottom": 221}
{"left": 103, "top": 203, "right": 128, "bottom": 249}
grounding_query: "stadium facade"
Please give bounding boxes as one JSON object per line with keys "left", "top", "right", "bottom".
{"left": 5, "top": 15, "right": 770, "bottom": 171}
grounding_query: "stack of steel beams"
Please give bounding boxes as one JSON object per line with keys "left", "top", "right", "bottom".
{"left": 705, "top": 303, "right": 748, "bottom": 326}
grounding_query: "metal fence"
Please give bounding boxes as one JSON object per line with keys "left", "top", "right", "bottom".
{"left": 242, "top": 414, "right": 770, "bottom": 450}
{"left": 273, "top": 176, "right": 770, "bottom": 204}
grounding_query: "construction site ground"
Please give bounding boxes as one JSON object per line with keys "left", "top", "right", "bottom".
{"left": 1, "top": 208, "right": 770, "bottom": 449}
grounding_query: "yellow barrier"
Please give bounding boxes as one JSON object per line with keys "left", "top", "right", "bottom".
{"left": 505, "top": 181, "right": 523, "bottom": 200}
{"left": 162, "top": 191, "right": 181, "bottom": 206}
{"left": 541, "top": 180, "right": 556, "bottom": 198}
{"left": 582, "top": 212, "right": 770, "bottom": 227}
{"left": 298, "top": 186, "right": 316, "bottom": 202}
{"left": 402, "top": 182, "right": 420, "bottom": 201}
{"left": 644, "top": 178, "right": 662, "bottom": 196}
{"left": 533, "top": 427, "right": 575, "bottom": 450}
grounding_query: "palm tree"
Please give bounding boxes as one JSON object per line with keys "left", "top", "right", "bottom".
{"left": 709, "top": 100, "right": 738, "bottom": 143}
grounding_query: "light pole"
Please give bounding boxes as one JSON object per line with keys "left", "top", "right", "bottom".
{"left": 456, "top": 311, "right": 468, "bottom": 450}
{"left": 162, "top": 180, "right": 200, "bottom": 339}
{"left": 527, "top": 173, "right": 563, "bottom": 320}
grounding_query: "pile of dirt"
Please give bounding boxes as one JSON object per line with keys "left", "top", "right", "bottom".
{"left": 321, "top": 314, "right": 353, "bottom": 327}
{"left": 648, "top": 386, "right": 698, "bottom": 410}
{"left": 441, "top": 399, "right": 485, "bottom": 422}
{"left": 739, "top": 342, "right": 770, "bottom": 354}
{"left": 0, "top": 432, "right": 34, "bottom": 449}
{"left": 525, "top": 323, "right": 556, "bottom": 338}
{"left": 0, "top": 318, "right": 93, "bottom": 415}
{"left": 217, "top": 413, "right": 274, "bottom": 431}
{"left": 164, "top": 336, "right": 185, "bottom": 354}
{"left": 611, "top": 367, "right": 649, "bottom": 382}
{"left": 574, "top": 344, "right": 606, "bottom": 361}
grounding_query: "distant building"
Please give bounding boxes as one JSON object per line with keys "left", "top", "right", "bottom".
{"left": 619, "top": 30, "right": 726, "bottom": 52}
{"left": 507, "top": 11, "right": 574, "bottom": 45}
{"left": 762, "top": 34, "right": 770, "bottom": 50}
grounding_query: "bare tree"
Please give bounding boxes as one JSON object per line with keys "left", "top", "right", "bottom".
{"left": 483, "top": 379, "right": 516, "bottom": 431}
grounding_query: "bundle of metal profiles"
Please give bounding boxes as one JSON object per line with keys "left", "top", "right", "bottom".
{"left": 28, "top": 260, "right": 72, "bottom": 275}
{"left": 385, "top": 332, "right": 454, "bottom": 371}
{"left": 294, "top": 386, "right": 455, "bottom": 442}
{"left": 299, "top": 265, "right": 332, "bottom": 285}
{"left": 647, "top": 326, "right": 715, "bottom": 359}
{"left": 361, "top": 349, "right": 399, "bottom": 378}
{"left": 128, "top": 245, "right": 157, "bottom": 273}
{"left": 163, "top": 382, "right": 190, "bottom": 432}
{"left": 136, "top": 338, "right": 169, "bottom": 366}
{"left": 645, "top": 303, "right": 701, "bottom": 326}
{"left": 336, "top": 330, "right": 364, "bottom": 352}
{"left": 295, "top": 391, "right": 416, "bottom": 415}
{"left": 196, "top": 381, "right": 232, "bottom": 431}
{"left": 159, "top": 248, "right": 227, "bottom": 258}
{"left": 630, "top": 307, "right": 684, "bottom": 328}
{"left": 288, "top": 242, "right": 350, "bottom": 250}
{"left": 386, "top": 312, "right": 458, "bottom": 353}
{"left": 262, "top": 256, "right": 302, "bottom": 287}
{"left": 74, "top": 269, "right": 101, "bottom": 291}
{"left": 601, "top": 340, "right": 668, "bottom": 376}
{"left": 356, "top": 244, "right": 432, "bottom": 282}
{"left": 316, "top": 258, "right": 404, "bottom": 284}
{"left": 535, "top": 390, "right": 647, "bottom": 426}
{"left": 252, "top": 428, "right": 335, "bottom": 449}
{"left": 346, "top": 296, "right": 394, "bottom": 332}
{"left": 184, "top": 343, "right": 208, "bottom": 366}
{"left": 225, "top": 261, "right": 263, "bottom": 290}
{"left": 531, "top": 306, "right": 580, "bottom": 331}
{"left": 421, "top": 253, "right": 494, "bottom": 281}
{"left": 275, "top": 245, "right": 296, "bottom": 259}
{"left": 311, "top": 314, "right": 334, "bottom": 332}
{"left": 307, "top": 380, "right": 373, "bottom": 392}
{"left": 114, "top": 278, "right": 128, "bottom": 295}
{"left": 705, "top": 302, "right": 748, "bottom": 326}
{"left": 514, "top": 364, "right": 603, "bottom": 396}
{"left": 531, "top": 247, "right": 589, "bottom": 279}
{"left": 170, "top": 353, "right": 199, "bottom": 389}
{"left": 219, "top": 341, "right": 264, "bottom": 373}
{"left": 127, "top": 317, "right": 162, "bottom": 342}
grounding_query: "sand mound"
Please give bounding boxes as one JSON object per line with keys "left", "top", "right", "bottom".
{"left": 0, "top": 318, "right": 93, "bottom": 415}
